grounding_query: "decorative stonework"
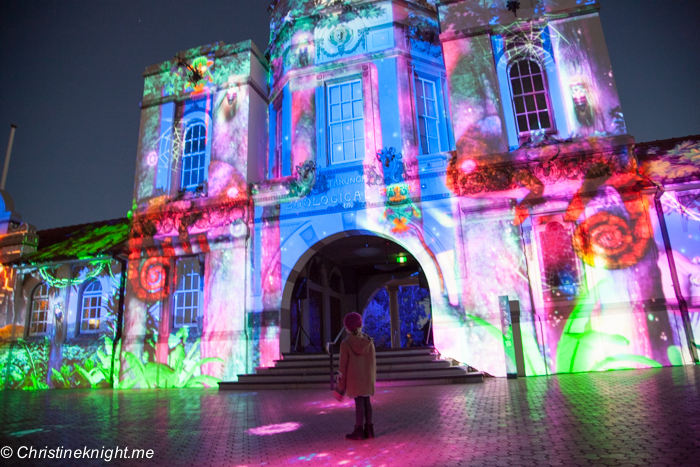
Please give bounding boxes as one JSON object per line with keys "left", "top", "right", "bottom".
{"left": 252, "top": 160, "right": 318, "bottom": 206}
{"left": 317, "top": 27, "right": 368, "bottom": 60}
{"left": 447, "top": 148, "right": 637, "bottom": 197}
{"left": 131, "top": 200, "right": 248, "bottom": 239}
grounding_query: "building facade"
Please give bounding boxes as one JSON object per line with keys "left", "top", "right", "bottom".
{"left": 1, "top": 0, "right": 699, "bottom": 389}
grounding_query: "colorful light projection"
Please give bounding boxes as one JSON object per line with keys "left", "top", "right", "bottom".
{"left": 8, "top": 0, "right": 696, "bottom": 393}
{"left": 0, "top": 264, "right": 125, "bottom": 390}
{"left": 443, "top": 136, "right": 700, "bottom": 376}
{"left": 247, "top": 422, "right": 302, "bottom": 436}
{"left": 127, "top": 257, "right": 169, "bottom": 302}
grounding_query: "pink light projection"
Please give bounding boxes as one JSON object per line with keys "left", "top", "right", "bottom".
{"left": 146, "top": 151, "right": 158, "bottom": 167}
{"left": 460, "top": 158, "right": 477, "bottom": 173}
{"left": 247, "top": 422, "right": 301, "bottom": 436}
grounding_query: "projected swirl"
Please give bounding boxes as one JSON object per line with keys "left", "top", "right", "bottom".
{"left": 128, "top": 258, "right": 169, "bottom": 301}
{"left": 572, "top": 211, "right": 650, "bottom": 269}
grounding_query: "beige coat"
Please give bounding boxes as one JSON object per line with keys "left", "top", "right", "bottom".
{"left": 338, "top": 332, "right": 376, "bottom": 398}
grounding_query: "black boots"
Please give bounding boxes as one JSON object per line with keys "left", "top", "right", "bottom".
{"left": 346, "top": 424, "right": 375, "bottom": 440}
{"left": 345, "top": 425, "right": 364, "bottom": 440}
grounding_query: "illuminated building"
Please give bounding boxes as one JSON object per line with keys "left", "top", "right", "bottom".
{"left": 1, "top": 0, "right": 699, "bottom": 389}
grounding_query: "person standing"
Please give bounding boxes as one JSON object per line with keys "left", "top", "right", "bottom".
{"left": 338, "top": 312, "right": 376, "bottom": 440}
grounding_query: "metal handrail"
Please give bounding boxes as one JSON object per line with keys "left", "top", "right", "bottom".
{"left": 326, "top": 328, "right": 345, "bottom": 390}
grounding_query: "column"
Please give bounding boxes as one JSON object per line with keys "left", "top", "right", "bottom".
{"left": 388, "top": 285, "right": 400, "bottom": 348}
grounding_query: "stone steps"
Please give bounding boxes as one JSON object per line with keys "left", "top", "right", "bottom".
{"left": 219, "top": 346, "right": 484, "bottom": 390}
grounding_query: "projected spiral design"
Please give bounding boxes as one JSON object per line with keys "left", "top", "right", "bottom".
{"left": 128, "top": 258, "right": 169, "bottom": 302}
{"left": 141, "top": 258, "right": 167, "bottom": 294}
{"left": 572, "top": 211, "right": 651, "bottom": 270}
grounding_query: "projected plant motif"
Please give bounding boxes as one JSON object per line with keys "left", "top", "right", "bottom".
{"left": 120, "top": 327, "right": 222, "bottom": 389}
{"left": 555, "top": 283, "right": 662, "bottom": 373}
{"left": 640, "top": 140, "right": 700, "bottom": 184}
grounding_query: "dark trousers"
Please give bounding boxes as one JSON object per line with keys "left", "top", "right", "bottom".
{"left": 354, "top": 396, "right": 372, "bottom": 426}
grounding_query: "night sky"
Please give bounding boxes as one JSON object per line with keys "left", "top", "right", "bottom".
{"left": 0, "top": 0, "right": 698, "bottom": 230}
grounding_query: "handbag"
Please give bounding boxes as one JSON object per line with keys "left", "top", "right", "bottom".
{"left": 332, "top": 370, "right": 345, "bottom": 402}
{"left": 332, "top": 388, "right": 345, "bottom": 402}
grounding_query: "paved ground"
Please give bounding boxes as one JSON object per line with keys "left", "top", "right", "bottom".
{"left": 1, "top": 366, "right": 699, "bottom": 467}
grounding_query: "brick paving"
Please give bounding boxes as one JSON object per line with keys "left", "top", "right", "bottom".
{"left": 1, "top": 366, "right": 699, "bottom": 466}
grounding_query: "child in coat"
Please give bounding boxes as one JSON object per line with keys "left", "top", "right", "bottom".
{"left": 338, "top": 312, "right": 376, "bottom": 440}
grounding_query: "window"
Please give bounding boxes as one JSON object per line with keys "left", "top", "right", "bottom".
{"left": 536, "top": 219, "right": 584, "bottom": 301}
{"left": 79, "top": 280, "right": 102, "bottom": 333}
{"left": 173, "top": 258, "right": 202, "bottom": 328}
{"left": 509, "top": 59, "right": 553, "bottom": 135}
{"left": 29, "top": 283, "right": 50, "bottom": 336}
{"left": 328, "top": 80, "right": 365, "bottom": 164}
{"left": 270, "top": 98, "right": 284, "bottom": 179}
{"left": 181, "top": 121, "right": 208, "bottom": 191}
{"left": 414, "top": 76, "right": 440, "bottom": 155}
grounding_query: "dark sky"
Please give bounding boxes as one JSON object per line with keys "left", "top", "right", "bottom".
{"left": 0, "top": 0, "right": 698, "bottom": 230}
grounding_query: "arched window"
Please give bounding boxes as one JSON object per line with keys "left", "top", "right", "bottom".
{"left": 509, "top": 59, "right": 553, "bottom": 136}
{"left": 29, "top": 283, "right": 50, "bottom": 336}
{"left": 173, "top": 258, "right": 202, "bottom": 328}
{"left": 80, "top": 280, "right": 102, "bottom": 333}
{"left": 181, "top": 121, "right": 207, "bottom": 191}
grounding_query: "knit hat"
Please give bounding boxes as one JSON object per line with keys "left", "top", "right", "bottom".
{"left": 343, "top": 312, "right": 363, "bottom": 332}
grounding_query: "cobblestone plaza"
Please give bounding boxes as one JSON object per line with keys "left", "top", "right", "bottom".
{"left": 1, "top": 367, "right": 699, "bottom": 466}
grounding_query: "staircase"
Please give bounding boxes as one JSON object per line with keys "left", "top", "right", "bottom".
{"left": 218, "top": 347, "right": 483, "bottom": 390}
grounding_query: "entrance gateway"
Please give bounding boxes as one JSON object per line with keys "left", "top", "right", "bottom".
{"left": 281, "top": 234, "right": 433, "bottom": 354}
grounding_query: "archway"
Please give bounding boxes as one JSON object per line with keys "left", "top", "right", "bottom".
{"left": 282, "top": 232, "right": 431, "bottom": 353}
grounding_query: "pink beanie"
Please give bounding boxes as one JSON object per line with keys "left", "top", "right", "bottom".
{"left": 344, "top": 312, "right": 363, "bottom": 332}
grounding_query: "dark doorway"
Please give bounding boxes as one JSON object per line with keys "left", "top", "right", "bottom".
{"left": 288, "top": 234, "right": 430, "bottom": 353}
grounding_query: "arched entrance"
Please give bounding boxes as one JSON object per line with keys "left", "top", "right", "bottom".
{"left": 283, "top": 233, "right": 431, "bottom": 353}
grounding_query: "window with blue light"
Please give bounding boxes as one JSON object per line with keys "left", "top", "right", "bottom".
{"left": 80, "top": 280, "right": 102, "bottom": 333}
{"left": 328, "top": 80, "right": 365, "bottom": 164}
{"left": 509, "top": 59, "right": 554, "bottom": 135}
{"left": 181, "top": 121, "right": 208, "bottom": 191}
{"left": 173, "top": 258, "right": 202, "bottom": 328}
{"left": 29, "top": 283, "right": 50, "bottom": 336}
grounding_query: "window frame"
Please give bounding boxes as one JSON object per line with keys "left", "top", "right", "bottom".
{"left": 326, "top": 79, "right": 366, "bottom": 165}
{"left": 29, "top": 283, "right": 51, "bottom": 337}
{"left": 531, "top": 214, "right": 589, "bottom": 305}
{"left": 269, "top": 96, "right": 285, "bottom": 179}
{"left": 180, "top": 120, "right": 208, "bottom": 192}
{"left": 411, "top": 70, "right": 451, "bottom": 156}
{"left": 507, "top": 58, "right": 556, "bottom": 138}
{"left": 78, "top": 279, "right": 103, "bottom": 334}
{"left": 172, "top": 257, "right": 203, "bottom": 329}
{"left": 174, "top": 96, "right": 213, "bottom": 194}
